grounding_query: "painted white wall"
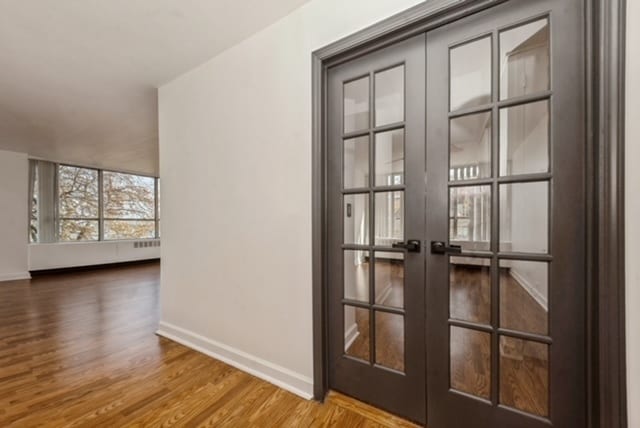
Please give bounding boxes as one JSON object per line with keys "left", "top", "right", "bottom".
{"left": 29, "top": 241, "right": 160, "bottom": 271}
{"left": 0, "top": 149, "right": 29, "bottom": 281}
{"left": 626, "top": 1, "right": 639, "bottom": 425}
{"left": 158, "top": 0, "right": 424, "bottom": 398}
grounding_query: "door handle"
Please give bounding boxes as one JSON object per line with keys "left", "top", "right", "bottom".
{"left": 391, "top": 239, "right": 421, "bottom": 253}
{"left": 430, "top": 241, "right": 462, "bottom": 255}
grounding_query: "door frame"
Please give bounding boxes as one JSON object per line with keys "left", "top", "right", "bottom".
{"left": 311, "top": 1, "right": 628, "bottom": 427}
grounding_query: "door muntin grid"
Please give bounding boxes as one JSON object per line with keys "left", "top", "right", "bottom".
{"left": 342, "top": 63, "right": 407, "bottom": 372}
{"left": 446, "top": 15, "right": 552, "bottom": 419}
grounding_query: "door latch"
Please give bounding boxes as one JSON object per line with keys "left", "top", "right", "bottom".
{"left": 430, "top": 241, "right": 462, "bottom": 255}
{"left": 391, "top": 239, "right": 421, "bottom": 253}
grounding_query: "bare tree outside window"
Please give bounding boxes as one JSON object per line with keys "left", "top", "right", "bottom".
{"left": 58, "top": 165, "right": 99, "bottom": 241}
{"left": 103, "top": 171, "right": 156, "bottom": 240}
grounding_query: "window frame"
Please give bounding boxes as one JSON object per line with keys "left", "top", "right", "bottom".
{"left": 50, "top": 162, "right": 160, "bottom": 242}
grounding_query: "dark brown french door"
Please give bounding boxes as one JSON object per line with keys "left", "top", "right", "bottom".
{"left": 326, "top": 1, "right": 586, "bottom": 427}
{"left": 327, "top": 34, "right": 427, "bottom": 423}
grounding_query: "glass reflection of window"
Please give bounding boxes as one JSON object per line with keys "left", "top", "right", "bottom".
{"left": 450, "top": 187, "right": 490, "bottom": 245}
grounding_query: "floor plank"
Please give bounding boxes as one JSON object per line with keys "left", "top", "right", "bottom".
{"left": 0, "top": 262, "right": 417, "bottom": 427}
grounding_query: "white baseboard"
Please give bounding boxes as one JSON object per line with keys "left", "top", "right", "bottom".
{"left": 344, "top": 322, "right": 360, "bottom": 351}
{"left": 156, "top": 321, "right": 314, "bottom": 400}
{"left": 509, "top": 269, "right": 548, "bottom": 310}
{"left": 376, "top": 283, "right": 393, "bottom": 306}
{"left": 0, "top": 271, "right": 31, "bottom": 282}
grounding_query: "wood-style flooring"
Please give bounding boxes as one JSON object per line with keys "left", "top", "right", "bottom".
{"left": 0, "top": 262, "right": 417, "bottom": 427}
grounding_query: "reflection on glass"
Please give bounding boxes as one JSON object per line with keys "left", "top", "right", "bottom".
{"left": 344, "top": 193, "right": 369, "bottom": 245}
{"left": 500, "top": 100, "right": 549, "bottom": 176}
{"left": 450, "top": 257, "right": 491, "bottom": 324}
{"left": 374, "top": 252, "right": 404, "bottom": 309}
{"left": 344, "top": 77, "right": 370, "bottom": 133}
{"left": 375, "top": 191, "right": 404, "bottom": 246}
{"left": 375, "top": 65, "right": 404, "bottom": 126}
{"left": 499, "top": 182, "right": 548, "bottom": 253}
{"left": 500, "top": 260, "right": 548, "bottom": 335}
{"left": 500, "top": 336, "right": 549, "bottom": 417}
{"left": 450, "top": 112, "right": 492, "bottom": 181}
{"left": 375, "top": 311, "right": 404, "bottom": 372}
{"left": 500, "top": 18, "right": 549, "bottom": 100}
{"left": 344, "top": 306, "right": 370, "bottom": 362}
{"left": 450, "top": 37, "right": 492, "bottom": 111}
{"left": 344, "top": 136, "right": 369, "bottom": 189}
{"left": 449, "top": 186, "right": 491, "bottom": 251}
{"left": 450, "top": 326, "right": 491, "bottom": 399}
{"left": 344, "top": 250, "right": 370, "bottom": 303}
{"left": 58, "top": 220, "right": 99, "bottom": 241}
{"left": 375, "top": 129, "right": 404, "bottom": 186}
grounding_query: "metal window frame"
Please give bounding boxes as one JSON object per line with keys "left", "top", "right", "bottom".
{"left": 52, "top": 162, "right": 160, "bottom": 242}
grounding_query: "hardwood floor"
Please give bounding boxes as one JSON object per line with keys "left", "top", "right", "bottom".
{"left": 0, "top": 262, "right": 417, "bottom": 427}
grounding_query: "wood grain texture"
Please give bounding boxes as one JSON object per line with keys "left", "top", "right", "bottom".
{"left": 0, "top": 262, "right": 417, "bottom": 427}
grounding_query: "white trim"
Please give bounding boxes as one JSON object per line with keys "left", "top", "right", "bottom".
{"left": 509, "top": 269, "right": 548, "bottom": 311}
{"left": 156, "top": 321, "right": 314, "bottom": 400}
{"left": 0, "top": 271, "right": 31, "bottom": 282}
{"left": 344, "top": 322, "right": 360, "bottom": 351}
{"left": 376, "top": 282, "right": 393, "bottom": 305}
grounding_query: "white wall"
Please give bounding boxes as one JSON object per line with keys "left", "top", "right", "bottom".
{"left": 0, "top": 149, "right": 29, "bottom": 281}
{"left": 626, "top": 1, "right": 639, "bottom": 425}
{"left": 29, "top": 240, "right": 160, "bottom": 271}
{"left": 158, "top": 0, "right": 424, "bottom": 398}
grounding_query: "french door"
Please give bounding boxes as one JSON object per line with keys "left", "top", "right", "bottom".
{"left": 327, "top": 33, "right": 427, "bottom": 423}
{"left": 326, "top": 1, "right": 586, "bottom": 427}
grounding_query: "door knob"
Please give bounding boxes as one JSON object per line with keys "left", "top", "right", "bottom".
{"left": 430, "top": 241, "right": 462, "bottom": 254}
{"left": 391, "top": 239, "right": 421, "bottom": 253}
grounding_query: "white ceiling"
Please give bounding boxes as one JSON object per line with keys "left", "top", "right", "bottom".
{"left": 0, "top": 0, "right": 311, "bottom": 175}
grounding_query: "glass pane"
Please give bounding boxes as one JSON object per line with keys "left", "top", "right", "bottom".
{"left": 103, "top": 172, "right": 155, "bottom": 220}
{"left": 344, "top": 77, "right": 370, "bottom": 133}
{"left": 58, "top": 220, "right": 99, "bottom": 241}
{"left": 374, "top": 252, "right": 404, "bottom": 309}
{"left": 450, "top": 37, "right": 492, "bottom": 111}
{"left": 344, "top": 250, "right": 369, "bottom": 303}
{"left": 374, "top": 191, "right": 404, "bottom": 246}
{"left": 499, "top": 100, "right": 549, "bottom": 176}
{"left": 375, "top": 65, "right": 404, "bottom": 126}
{"left": 58, "top": 165, "right": 99, "bottom": 218}
{"left": 344, "top": 306, "right": 369, "bottom": 362}
{"left": 450, "top": 257, "right": 491, "bottom": 325}
{"left": 500, "top": 260, "right": 548, "bottom": 335}
{"left": 499, "top": 182, "right": 548, "bottom": 253}
{"left": 344, "top": 193, "right": 369, "bottom": 245}
{"left": 104, "top": 220, "right": 156, "bottom": 240}
{"left": 450, "top": 112, "right": 492, "bottom": 180}
{"left": 500, "top": 19, "right": 550, "bottom": 100}
{"left": 449, "top": 186, "right": 491, "bottom": 251}
{"left": 375, "top": 129, "right": 404, "bottom": 186}
{"left": 500, "top": 336, "right": 549, "bottom": 417}
{"left": 375, "top": 311, "right": 404, "bottom": 372}
{"left": 450, "top": 326, "right": 491, "bottom": 399}
{"left": 344, "top": 136, "right": 369, "bottom": 189}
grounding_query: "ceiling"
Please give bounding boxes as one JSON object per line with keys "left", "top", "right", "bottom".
{"left": 0, "top": 0, "right": 311, "bottom": 175}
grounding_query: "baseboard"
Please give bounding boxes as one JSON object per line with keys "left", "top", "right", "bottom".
{"left": 344, "top": 322, "right": 360, "bottom": 351}
{"left": 376, "top": 283, "right": 393, "bottom": 306}
{"left": 0, "top": 271, "right": 31, "bottom": 282}
{"left": 156, "top": 321, "right": 314, "bottom": 400}
{"left": 30, "top": 258, "right": 160, "bottom": 276}
{"left": 509, "top": 269, "right": 548, "bottom": 310}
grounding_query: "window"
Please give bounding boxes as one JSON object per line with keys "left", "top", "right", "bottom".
{"left": 58, "top": 165, "right": 99, "bottom": 241}
{"left": 103, "top": 171, "right": 156, "bottom": 240}
{"left": 28, "top": 160, "right": 160, "bottom": 242}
